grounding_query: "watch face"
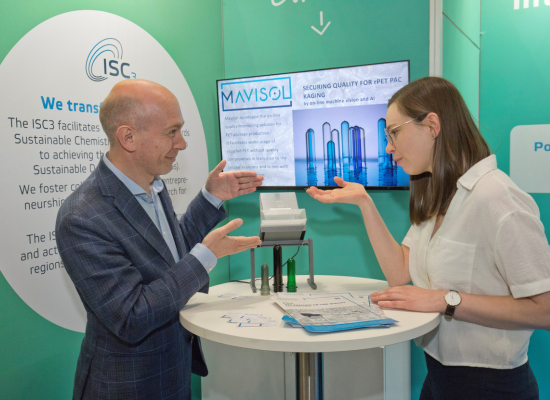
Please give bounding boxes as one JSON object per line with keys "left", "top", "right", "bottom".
{"left": 445, "top": 291, "right": 461, "bottom": 306}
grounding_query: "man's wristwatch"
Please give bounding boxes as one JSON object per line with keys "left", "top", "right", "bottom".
{"left": 443, "top": 290, "right": 462, "bottom": 321}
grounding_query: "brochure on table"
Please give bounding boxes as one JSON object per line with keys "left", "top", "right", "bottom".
{"left": 274, "top": 292, "right": 398, "bottom": 333}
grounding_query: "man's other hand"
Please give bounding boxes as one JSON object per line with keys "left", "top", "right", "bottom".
{"left": 202, "top": 218, "right": 261, "bottom": 259}
{"left": 205, "top": 160, "right": 264, "bottom": 201}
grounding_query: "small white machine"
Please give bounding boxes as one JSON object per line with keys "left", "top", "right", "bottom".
{"left": 259, "top": 193, "right": 307, "bottom": 241}
{"left": 249, "top": 193, "right": 316, "bottom": 293}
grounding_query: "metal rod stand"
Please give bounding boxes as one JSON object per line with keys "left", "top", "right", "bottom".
{"left": 250, "top": 248, "right": 257, "bottom": 293}
{"left": 296, "top": 352, "right": 324, "bottom": 400}
{"left": 307, "top": 238, "right": 316, "bottom": 289}
{"left": 249, "top": 239, "right": 316, "bottom": 293}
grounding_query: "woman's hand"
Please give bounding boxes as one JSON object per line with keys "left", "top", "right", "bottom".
{"left": 306, "top": 177, "right": 371, "bottom": 206}
{"left": 370, "top": 285, "right": 447, "bottom": 313}
{"left": 308, "top": 176, "right": 412, "bottom": 289}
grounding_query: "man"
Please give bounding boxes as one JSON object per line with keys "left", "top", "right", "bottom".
{"left": 56, "top": 79, "right": 263, "bottom": 400}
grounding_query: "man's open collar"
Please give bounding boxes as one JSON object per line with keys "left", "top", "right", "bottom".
{"left": 103, "top": 153, "right": 163, "bottom": 196}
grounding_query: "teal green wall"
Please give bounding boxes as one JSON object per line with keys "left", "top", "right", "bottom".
{"left": 0, "top": 2, "right": 223, "bottom": 399}
{"left": 443, "top": 0, "right": 480, "bottom": 47}
{"left": 222, "top": 0, "right": 429, "bottom": 282}
{"left": 442, "top": 0, "right": 480, "bottom": 122}
{"left": 480, "top": 1, "right": 550, "bottom": 398}
{"left": 4, "top": 2, "right": 548, "bottom": 400}
{"left": 221, "top": 1, "right": 430, "bottom": 398}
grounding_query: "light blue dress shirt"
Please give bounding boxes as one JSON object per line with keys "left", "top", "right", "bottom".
{"left": 103, "top": 155, "right": 222, "bottom": 273}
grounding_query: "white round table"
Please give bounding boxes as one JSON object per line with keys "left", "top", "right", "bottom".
{"left": 180, "top": 275, "right": 440, "bottom": 400}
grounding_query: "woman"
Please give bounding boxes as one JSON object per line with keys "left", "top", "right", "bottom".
{"left": 306, "top": 77, "right": 550, "bottom": 400}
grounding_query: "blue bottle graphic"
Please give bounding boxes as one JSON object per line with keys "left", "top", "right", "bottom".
{"left": 340, "top": 121, "right": 350, "bottom": 173}
{"left": 377, "top": 118, "right": 397, "bottom": 186}
{"left": 305, "top": 128, "right": 316, "bottom": 172}
{"left": 323, "top": 127, "right": 340, "bottom": 186}
{"left": 301, "top": 116, "right": 398, "bottom": 187}
{"left": 348, "top": 126, "right": 356, "bottom": 174}
{"left": 380, "top": 152, "right": 397, "bottom": 186}
{"left": 322, "top": 122, "right": 334, "bottom": 173}
{"left": 353, "top": 125, "right": 363, "bottom": 173}
{"left": 327, "top": 141, "right": 336, "bottom": 170}
{"left": 360, "top": 127, "right": 366, "bottom": 171}
{"left": 378, "top": 118, "right": 386, "bottom": 165}
{"left": 331, "top": 128, "right": 341, "bottom": 173}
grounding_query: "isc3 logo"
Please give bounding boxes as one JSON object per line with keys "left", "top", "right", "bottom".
{"left": 85, "top": 38, "right": 136, "bottom": 82}
{"left": 220, "top": 77, "right": 292, "bottom": 112}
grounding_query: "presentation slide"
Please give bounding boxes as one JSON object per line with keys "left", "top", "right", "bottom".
{"left": 218, "top": 61, "right": 409, "bottom": 188}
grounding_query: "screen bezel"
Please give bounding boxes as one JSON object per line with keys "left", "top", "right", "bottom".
{"left": 216, "top": 60, "right": 411, "bottom": 191}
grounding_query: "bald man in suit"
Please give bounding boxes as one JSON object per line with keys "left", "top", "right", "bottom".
{"left": 57, "top": 79, "right": 263, "bottom": 400}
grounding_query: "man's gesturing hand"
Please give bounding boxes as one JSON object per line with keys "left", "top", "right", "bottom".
{"left": 205, "top": 160, "right": 264, "bottom": 201}
{"left": 202, "top": 218, "right": 262, "bottom": 259}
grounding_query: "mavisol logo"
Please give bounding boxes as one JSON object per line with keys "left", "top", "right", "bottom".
{"left": 85, "top": 38, "right": 135, "bottom": 82}
{"left": 220, "top": 77, "right": 292, "bottom": 112}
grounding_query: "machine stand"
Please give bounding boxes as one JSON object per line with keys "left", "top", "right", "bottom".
{"left": 249, "top": 239, "right": 316, "bottom": 293}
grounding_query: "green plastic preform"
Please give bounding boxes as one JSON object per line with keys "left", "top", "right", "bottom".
{"left": 287, "top": 258, "right": 297, "bottom": 292}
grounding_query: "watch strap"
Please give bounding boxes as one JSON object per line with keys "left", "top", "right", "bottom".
{"left": 444, "top": 304, "right": 456, "bottom": 321}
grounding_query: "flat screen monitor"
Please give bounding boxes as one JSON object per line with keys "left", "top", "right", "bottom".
{"left": 216, "top": 60, "right": 410, "bottom": 190}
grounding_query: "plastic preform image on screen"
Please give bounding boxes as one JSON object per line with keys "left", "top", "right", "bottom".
{"left": 217, "top": 61, "right": 410, "bottom": 189}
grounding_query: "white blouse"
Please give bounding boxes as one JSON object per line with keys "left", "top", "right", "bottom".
{"left": 402, "top": 155, "right": 550, "bottom": 369}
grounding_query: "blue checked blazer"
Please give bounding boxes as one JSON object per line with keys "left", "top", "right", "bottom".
{"left": 56, "top": 159, "right": 227, "bottom": 400}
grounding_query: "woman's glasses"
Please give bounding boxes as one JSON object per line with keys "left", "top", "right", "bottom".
{"left": 384, "top": 114, "right": 430, "bottom": 144}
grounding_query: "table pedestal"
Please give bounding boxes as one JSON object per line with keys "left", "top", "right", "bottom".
{"left": 296, "top": 352, "right": 324, "bottom": 400}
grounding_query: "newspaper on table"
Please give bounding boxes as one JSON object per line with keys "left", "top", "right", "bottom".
{"left": 274, "top": 292, "right": 398, "bottom": 333}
